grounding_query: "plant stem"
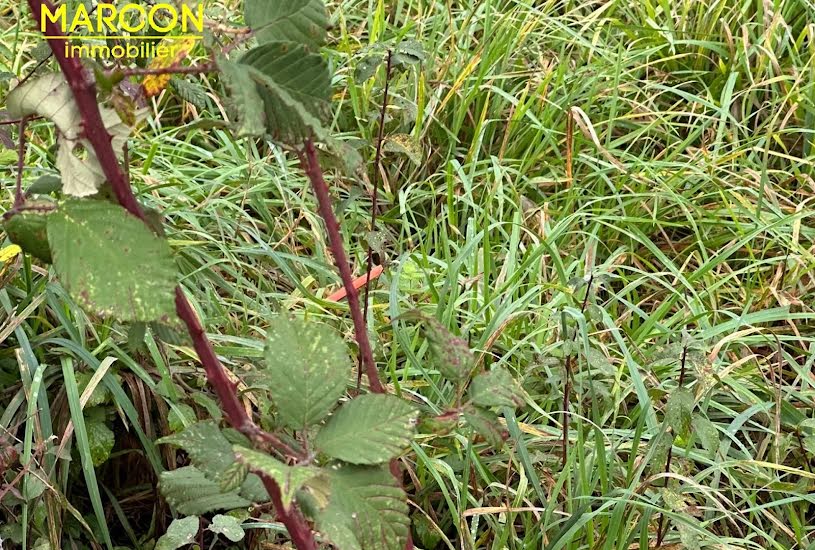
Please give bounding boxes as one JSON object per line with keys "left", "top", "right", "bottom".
{"left": 360, "top": 49, "right": 393, "bottom": 387}
{"left": 301, "top": 140, "right": 385, "bottom": 394}
{"left": 28, "top": 2, "right": 316, "bottom": 546}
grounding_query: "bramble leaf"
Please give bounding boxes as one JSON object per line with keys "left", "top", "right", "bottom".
{"left": 46, "top": 199, "right": 177, "bottom": 322}
{"left": 312, "top": 465, "right": 410, "bottom": 550}
{"left": 261, "top": 315, "right": 350, "bottom": 429}
{"left": 208, "top": 514, "right": 245, "bottom": 542}
{"left": 217, "top": 57, "right": 266, "bottom": 138}
{"left": 155, "top": 516, "right": 199, "bottom": 550}
{"left": 315, "top": 394, "right": 417, "bottom": 464}
{"left": 159, "top": 467, "right": 252, "bottom": 515}
{"left": 401, "top": 310, "right": 474, "bottom": 381}
{"left": 156, "top": 421, "right": 233, "bottom": 481}
{"left": 239, "top": 42, "right": 331, "bottom": 144}
{"left": 244, "top": 0, "right": 327, "bottom": 48}
{"left": 468, "top": 367, "right": 525, "bottom": 408}
{"left": 665, "top": 387, "right": 694, "bottom": 440}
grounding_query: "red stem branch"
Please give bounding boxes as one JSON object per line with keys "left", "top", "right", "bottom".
{"left": 28, "top": 1, "right": 315, "bottom": 547}
{"left": 300, "top": 140, "right": 384, "bottom": 394}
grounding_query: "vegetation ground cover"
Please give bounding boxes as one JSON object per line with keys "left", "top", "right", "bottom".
{"left": 1, "top": 0, "right": 814, "bottom": 548}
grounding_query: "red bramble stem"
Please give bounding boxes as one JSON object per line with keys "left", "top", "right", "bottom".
{"left": 26, "top": 1, "right": 316, "bottom": 548}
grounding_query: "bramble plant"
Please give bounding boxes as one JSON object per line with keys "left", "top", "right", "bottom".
{"left": 1, "top": 1, "right": 527, "bottom": 548}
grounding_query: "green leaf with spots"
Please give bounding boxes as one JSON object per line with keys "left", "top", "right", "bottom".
{"left": 665, "top": 387, "right": 694, "bottom": 440}
{"left": 75, "top": 371, "right": 111, "bottom": 407}
{"left": 46, "top": 199, "right": 177, "bottom": 322}
{"left": 315, "top": 394, "right": 417, "bottom": 464}
{"left": 261, "top": 315, "right": 350, "bottom": 429}
{"left": 244, "top": 0, "right": 327, "bottom": 49}
{"left": 312, "top": 465, "right": 410, "bottom": 550}
{"left": 155, "top": 516, "right": 199, "bottom": 550}
{"left": 234, "top": 446, "right": 321, "bottom": 509}
{"left": 468, "top": 367, "right": 525, "bottom": 408}
{"left": 86, "top": 417, "right": 114, "bottom": 466}
{"left": 208, "top": 514, "right": 245, "bottom": 542}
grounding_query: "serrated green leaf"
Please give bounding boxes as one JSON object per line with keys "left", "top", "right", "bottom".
{"left": 244, "top": 0, "right": 327, "bottom": 48}
{"left": 156, "top": 421, "right": 233, "bottom": 481}
{"left": 468, "top": 367, "right": 525, "bottom": 408}
{"left": 315, "top": 394, "right": 417, "bottom": 464}
{"left": 3, "top": 202, "right": 55, "bottom": 262}
{"left": 219, "top": 461, "right": 249, "bottom": 493}
{"left": 261, "top": 315, "right": 350, "bottom": 429}
{"left": 314, "top": 465, "right": 409, "bottom": 550}
{"left": 692, "top": 415, "right": 719, "bottom": 457}
{"left": 240, "top": 42, "right": 331, "bottom": 144}
{"left": 127, "top": 322, "right": 147, "bottom": 353}
{"left": 234, "top": 446, "right": 320, "bottom": 509}
{"left": 155, "top": 516, "right": 199, "bottom": 550}
{"left": 171, "top": 77, "right": 207, "bottom": 110}
{"left": 665, "top": 387, "right": 694, "bottom": 440}
{"left": 208, "top": 514, "right": 245, "bottom": 542}
{"left": 217, "top": 57, "right": 266, "bottom": 138}
{"left": 392, "top": 39, "right": 425, "bottom": 69}
{"left": 463, "top": 406, "right": 507, "bottom": 448}
{"left": 46, "top": 199, "right": 177, "bottom": 322}
{"left": 159, "top": 466, "right": 252, "bottom": 515}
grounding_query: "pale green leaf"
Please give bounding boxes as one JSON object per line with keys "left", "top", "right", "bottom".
{"left": 46, "top": 199, "right": 177, "bottom": 322}
{"left": 155, "top": 516, "right": 199, "bottom": 550}
{"left": 314, "top": 465, "right": 409, "bottom": 550}
{"left": 244, "top": 0, "right": 327, "bottom": 48}
{"left": 315, "top": 394, "right": 417, "bottom": 464}
{"left": 401, "top": 310, "right": 474, "bottom": 381}
{"left": 240, "top": 42, "right": 331, "bottom": 144}
{"left": 261, "top": 315, "right": 350, "bottom": 429}
{"left": 7, "top": 73, "right": 81, "bottom": 139}
{"left": 468, "top": 367, "right": 524, "bottom": 408}
{"left": 234, "top": 446, "right": 321, "bottom": 509}
{"left": 383, "top": 134, "right": 422, "bottom": 166}
{"left": 219, "top": 461, "right": 249, "bottom": 493}
{"left": 217, "top": 57, "right": 266, "bottom": 138}
{"left": 208, "top": 514, "right": 245, "bottom": 542}
{"left": 159, "top": 467, "right": 252, "bottom": 515}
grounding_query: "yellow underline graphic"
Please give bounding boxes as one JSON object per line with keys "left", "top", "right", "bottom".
{"left": 43, "top": 35, "right": 203, "bottom": 40}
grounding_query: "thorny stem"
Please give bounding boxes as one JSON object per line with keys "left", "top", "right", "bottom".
{"left": 300, "top": 140, "right": 385, "bottom": 394}
{"left": 360, "top": 49, "right": 393, "bottom": 388}
{"left": 28, "top": 1, "right": 316, "bottom": 547}
{"left": 300, "top": 139, "right": 413, "bottom": 550}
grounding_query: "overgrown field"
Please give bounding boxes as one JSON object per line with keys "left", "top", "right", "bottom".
{"left": 1, "top": 0, "right": 815, "bottom": 548}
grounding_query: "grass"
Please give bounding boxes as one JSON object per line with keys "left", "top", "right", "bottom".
{"left": 2, "top": 0, "right": 815, "bottom": 548}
